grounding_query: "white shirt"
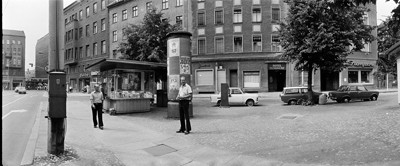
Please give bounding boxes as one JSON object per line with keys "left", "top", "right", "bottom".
{"left": 90, "top": 91, "right": 104, "bottom": 103}
{"left": 178, "top": 84, "right": 192, "bottom": 100}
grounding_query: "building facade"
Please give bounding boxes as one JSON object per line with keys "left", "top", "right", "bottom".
{"left": 108, "top": 0, "right": 192, "bottom": 59}
{"left": 2, "top": 29, "right": 26, "bottom": 90}
{"left": 190, "top": 0, "right": 378, "bottom": 93}
{"left": 35, "top": 34, "right": 50, "bottom": 81}
{"left": 63, "top": 0, "right": 111, "bottom": 92}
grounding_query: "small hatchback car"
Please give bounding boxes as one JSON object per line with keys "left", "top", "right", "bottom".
{"left": 280, "top": 87, "right": 322, "bottom": 105}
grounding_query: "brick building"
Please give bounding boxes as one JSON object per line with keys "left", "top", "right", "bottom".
{"left": 63, "top": 0, "right": 111, "bottom": 92}
{"left": 2, "top": 29, "right": 26, "bottom": 90}
{"left": 190, "top": 0, "right": 378, "bottom": 93}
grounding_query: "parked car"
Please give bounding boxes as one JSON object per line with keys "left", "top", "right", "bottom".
{"left": 328, "top": 85, "right": 379, "bottom": 103}
{"left": 210, "top": 87, "right": 259, "bottom": 106}
{"left": 280, "top": 87, "right": 322, "bottom": 105}
{"left": 16, "top": 87, "right": 27, "bottom": 94}
{"left": 15, "top": 86, "right": 22, "bottom": 93}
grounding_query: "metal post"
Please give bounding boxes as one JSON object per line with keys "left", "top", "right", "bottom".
{"left": 386, "top": 73, "right": 389, "bottom": 91}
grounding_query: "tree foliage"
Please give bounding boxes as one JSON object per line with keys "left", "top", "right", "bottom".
{"left": 279, "top": 0, "right": 375, "bottom": 105}
{"left": 118, "top": 8, "right": 180, "bottom": 63}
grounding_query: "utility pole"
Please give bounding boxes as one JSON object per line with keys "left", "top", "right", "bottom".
{"left": 47, "top": 0, "right": 67, "bottom": 155}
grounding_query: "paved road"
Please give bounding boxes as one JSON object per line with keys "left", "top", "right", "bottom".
{"left": 2, "top": 90, "right": 46, "bottom": 166}
{"left": 112, "top": 92, "right": 399, "bottom": 165}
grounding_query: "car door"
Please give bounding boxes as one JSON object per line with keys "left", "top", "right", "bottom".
{"left": 357, "top": 86, "right": 369, "bottom": 99}
{"left": 348, "top": 86, "right": 360, "bottom": 100}
{"left": 230, "top": 88, "right": 243, "bottom": 105}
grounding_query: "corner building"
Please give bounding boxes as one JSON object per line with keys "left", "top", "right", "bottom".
{"left": 190, "top": 0, "right": 378, "bottom": 93}
{"left": 63, "top": 0, "right": 111, "bottom": 92}
{"left": 2, "top": 29, "right": 26, "bottom": 90}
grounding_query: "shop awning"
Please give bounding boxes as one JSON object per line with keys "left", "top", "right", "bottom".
{"left": 85, "top": 58, "right": 167, "bottom": 72}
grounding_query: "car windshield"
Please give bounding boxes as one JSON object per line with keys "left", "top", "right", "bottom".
{"left": 337, "top": 85, "right": 348, "bottom": 92}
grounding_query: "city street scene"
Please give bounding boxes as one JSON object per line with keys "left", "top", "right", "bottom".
{"left": 2, "top": 0, "right": 400, "bottom": 166}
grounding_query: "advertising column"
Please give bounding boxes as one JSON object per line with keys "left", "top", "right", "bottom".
{"left": 166, "top": 31, "right": 192, "bottom": 118}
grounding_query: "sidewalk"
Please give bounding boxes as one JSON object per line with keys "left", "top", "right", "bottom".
{"left": 30, "top": 98, "right": 305, "bottom": 166}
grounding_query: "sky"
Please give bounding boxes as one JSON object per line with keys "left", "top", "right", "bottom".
{"left": 2, "top": 0, "right": 398, "bottom": 71}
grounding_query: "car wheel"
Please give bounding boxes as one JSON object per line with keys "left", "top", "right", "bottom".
{"left": 246, "top": 100, "right": 255, "bottom": 107}
{"left": 336, "top": 99, "right": 342, "bottom": 103}
{"left": 370, "top": 95, "right": 377, "bottom": 101}
{"left": 343, "top": 97, "right": 351, "bottom": 103}
{"left": 288, "top": 100, "right": 297, "bottom": 105}
{"left": 216, "top": 100, "right": 221, "bottom": 106}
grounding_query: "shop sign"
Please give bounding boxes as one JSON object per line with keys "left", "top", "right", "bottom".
{"left": 91, "top": 71, "right": 100, "bottom": 75}
{"left": 168, "top": 38, "right": 180, "bottom": 57}
{"left": 349, "top": 62, "right": 374, "bottom": 67}
{"left": 180, "top": 56, "right": 191, "bottom": 74}
{"left": 269, "top": 64, "right": 286, "bottom": 70}
{"left": 79, "top": 73, "right": 90, "bottom": 78}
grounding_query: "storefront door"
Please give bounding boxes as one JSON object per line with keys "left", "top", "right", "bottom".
{"left": 230, "top": 70, "right": 238, "bottom": 87}
{"left": 321, "top": 70, "right": 339, "bottom": 91}
{"left": 268, "top": 64, "right": 286, "bottom": 92}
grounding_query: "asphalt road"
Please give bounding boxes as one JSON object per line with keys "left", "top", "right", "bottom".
{"left": 115, "top": 92, "right": 400, "bottom": 165}
{"left": 2, "top": 90, "right": 47, "bottom": 166}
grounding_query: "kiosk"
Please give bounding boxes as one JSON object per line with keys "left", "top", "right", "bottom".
{"left": 86, "top": 58, "right": 167, "bottom": 113}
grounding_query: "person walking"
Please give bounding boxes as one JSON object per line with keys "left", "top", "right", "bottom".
{"left": 90, "top": 84, "right": 104, "bottom": 130}
{"left": 176, "top": 76, "right": 192, "bottom": 135}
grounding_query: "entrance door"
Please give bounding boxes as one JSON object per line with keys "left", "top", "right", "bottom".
{"left": 268, "top": 70, "right": 286, "bottom": 92}
{"left": 230, "top": 70, "right": 238, "bottom": 87}
{"left": 321, "top": 70, "right": 339, "bottom": 91}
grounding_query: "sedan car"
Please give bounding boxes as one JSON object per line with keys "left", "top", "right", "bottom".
{"left": 280, "top": 87, "right": 322, "bottom": 105}
{"left": 17, "top": 87, "right": 27, "bottom": 94}
{"left": 210, "top": 87, "right": 259, "bottom": 106}
{"left": 328, "top": 85, "right": 379, "bottom": 103}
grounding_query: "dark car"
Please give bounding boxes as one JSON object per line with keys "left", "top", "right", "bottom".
{"left": 280, "top": 87, "right": 323, "bottom": 105}
{"left": 328, "top": 85, "right": 379, "bottom": 103}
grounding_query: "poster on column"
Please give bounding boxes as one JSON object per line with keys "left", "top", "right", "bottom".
{"left": 168, "top": 38, "right": 180, "bottom": 57}
{"left": 169, "top": 75, "right": 180, "bottom": 91}
{"left": 180, "top": 56, "right": 190, "bottom": 74}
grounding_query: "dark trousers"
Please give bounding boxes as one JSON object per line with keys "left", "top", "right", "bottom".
{"left": 179, "top": 100, "right": 191, "bottom": 132}
{"left": 92, "top": 103, "right": 103, "bottom": 127}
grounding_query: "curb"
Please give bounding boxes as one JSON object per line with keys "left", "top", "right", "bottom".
{"left": 20, "top": 101, "right": 47, "bottom": 166}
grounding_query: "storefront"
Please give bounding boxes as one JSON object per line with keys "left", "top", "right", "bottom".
{"left": 86, "top": 58, "right": 166, "bottom": 113}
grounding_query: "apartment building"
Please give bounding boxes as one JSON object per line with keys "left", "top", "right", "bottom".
{"left": 63, "top": 0, "right": 111, "bottom": 92}
{"left": 2, "top": 29, "right": 26, "bottom": 90}
{"left": 35, "top": 34, "right": 49, "bottom": 81}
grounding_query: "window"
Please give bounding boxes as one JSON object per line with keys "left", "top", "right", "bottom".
{"left": 79, "top": 27, "right": 83, "bottom": 38}
{"left": 86, "top": 6, "right": 90, "bottom": 17}
{"left": 101, "top": 0, "right": 106, "bottom": 10}
{"left": 233, "top": 9, "right": 242, "bottom": 23}
{"left": 162, "top": 0, "right": 169, "bottom": 10}
{"left": 176, "top": 16, "right": 182, "bottom": 25}
{"left": 253, "top": 36, "right": 262, "bottom": 52}
{"left": 122, "top": 10, "right": 127, "bottom": 20}
{"left": 243, "top": 71, "right": 260, "bottom": 88}
{"left": 233, "top": 0, "right": 241, "bottom": 5}
{"left": 101, "top": 40, "right": 106, "bottom": 54}
{"left": 215, "top": 10, "right": 223, "bottom": 24}
{"left": 93, "top": 22, "right": 98, "bottom": 34}
{"left": 176, "top": 0, "right": 183, "bottom": 6}
{"left": 272, "top": 8, "right": 280, "bottom": 22}
{"left": 215, "top": 37, "right": 224, "bottom": 53}
{"left": 132, "top": 6, "right": 138, "bottom": 17}
{"left": 198, "top": 12, "right": 205, "bottom": 26}
{"left": 361, "top": 71, "right": 370, "bottom": 83}
{"left": 101, "top": 18, "right": 106, "bottom": 31}
{"left": 86, "top": 24, "right": 90, "bottom": 36}
{"left": 272, "top": 24, "right": 280, "bottom": 32}
{"left": 146, "top": 2, "right": 152, "bottom": 12}
{"left": 348, "top": 71, "right": 358, "bottom": 83}
{"left": 79, "top": 47, "right": 83, "bottom": 58}
{"left": 215, "top": 0, "right": 223, "bottom": 7}
{"left": 79, "top": 10, "right": 83, "bottom": 20}
{"left": 234, "top": 36, "right": 243, "bottom": 52}
{"left": 198, "top": 38, "right": 206, "bottom": 54}
{"left": 253, "top": 0, "right": 260, "bottom": 4}
{"left": 93, "top": 43, "right": 98, "bottom": 56}
{"left": 361, "top": 42, "right": 370, "bottom": 52}
{"left": 272, "top": 35, "right": 281, "bottom": 52}
{"left": 113, "top": 49, "right": 117, "bottom": 58}
{"left": 7, "top": 40, "right": 10, "bottom": 44}
{"left": 272, "top": 0, "right": 279, "bottom": 4}
{"left": 122, "top": 28, "right": 127, "bottom": 40}
{"left": 363, "top": 12, "right": 369, "bottom": 25}
{"left": 196, "top": 70, "right": 213, "bottom": 85}
{"left": 252, "top": 8, "right": 261, "bottom": 22}
{"left": 113, "top": 30, "right": 117, "bottom": 42}
{"left": 86, "top": 45, "right": 90, "bottom": 57}
{"left": 112, "top": 13, "right": 117, "bottom": 23}
{"left": 93, "top": 3, "right": 97, "bottom": 13}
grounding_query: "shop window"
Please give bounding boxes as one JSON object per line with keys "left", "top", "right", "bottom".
{"left": 244, "top": 71, "right": 260, "bottom": 88}
{"left": 361, "top": 71, "right": 370, "bottom": 83}
{"left": 196, "top": 70, "right": 213, "bottom": 85}
{"left": 118, "top": 71, "right": 142, "bottom": 91}
{"left": 348, "top": 71, "right": 358, "bottom": 83}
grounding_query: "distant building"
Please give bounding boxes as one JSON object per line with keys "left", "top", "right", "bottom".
{"left": 2, "top": 29, "right": 26, "bottom": 90}
{"left": 35, "top": 34, "right": 49, "bottom": 81}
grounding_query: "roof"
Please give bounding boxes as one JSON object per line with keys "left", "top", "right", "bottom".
{"left": 85, "top": 58, "right": 167, "bottom": 71}
{"left": 2, "top": 29, "right": 25, "bottom": 37}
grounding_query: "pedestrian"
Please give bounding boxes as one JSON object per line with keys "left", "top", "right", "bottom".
{"left": 90, "top": 84, "right": 104, "bottom": 130}
{"left": 176, "top": 76, "right": 193, "bottom": 135}
{"left": 69, "top": 86, "right": 73, "bottom": 93}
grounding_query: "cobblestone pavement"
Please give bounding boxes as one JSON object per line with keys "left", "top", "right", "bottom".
{"left": 116, "top": 93, "right": 400, "bottom": 165}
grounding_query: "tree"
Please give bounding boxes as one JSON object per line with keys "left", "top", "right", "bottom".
{"left": 279, "top": 0, "right": 375, "bottom": 105}
{"left": 118, "top": 8, "right": 180, "bottom": 63}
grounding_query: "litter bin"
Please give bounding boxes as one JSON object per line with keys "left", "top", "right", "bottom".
{"left": 157, "top": 90, "right": 168, "bottom": 107}
{"left": 319, "top": 94, "right": 327, "bottom": 105}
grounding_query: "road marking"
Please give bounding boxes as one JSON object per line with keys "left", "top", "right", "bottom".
{"left": 2, "top": 95, "right": 28, "bottom": 107}
{"left": 2, "top": 109, "right": 27, "bottom": 119}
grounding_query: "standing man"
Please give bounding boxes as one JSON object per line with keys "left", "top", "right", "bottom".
{"left": 176, "top": 76, "right": 192, "bottom": 135}
{"left": 90, "top": 84, "right": 104, "bottom": 130}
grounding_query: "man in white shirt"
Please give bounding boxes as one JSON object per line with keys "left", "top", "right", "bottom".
{"left": 90, "top": 84, "right": 104, "bottom": 130}
{"left": 176, "top": 76, "right": 192, "bottom": 135}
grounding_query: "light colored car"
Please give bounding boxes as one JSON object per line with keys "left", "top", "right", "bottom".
{"left": 15, "top": 86, "right": 27, "bottom": 94}
{"left": 280, "top": 87, "right": 322, "bottom": 105}
{"left": 210, "top": 87, "right": 259, "bottom": 106}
